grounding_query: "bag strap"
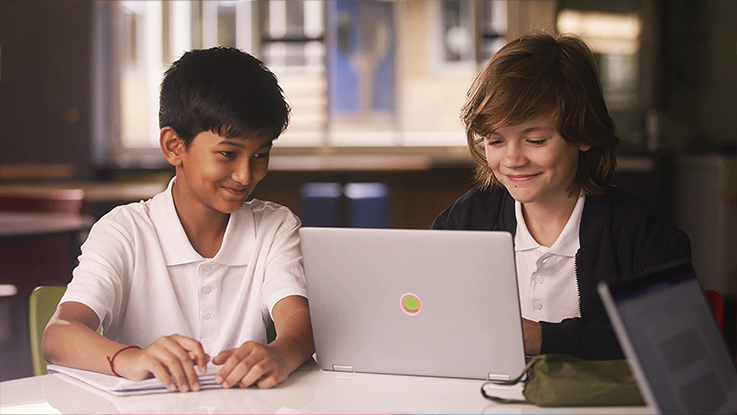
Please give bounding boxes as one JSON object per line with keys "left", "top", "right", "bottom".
{"left": 480, "top": 356, "right": 540, "bottom": 404}
{"left": 481, "top": 387, "right": 530, "bottom": 404}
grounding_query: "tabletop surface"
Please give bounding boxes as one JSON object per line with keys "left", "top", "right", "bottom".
{"left": 0, "top": 359, "right": 652, "bottom": 414}
{"left": 0, "top": 211, "right": 92, "bottom": 238}
{"left": 0, "top": 182, "right": 167, "bottom": 204}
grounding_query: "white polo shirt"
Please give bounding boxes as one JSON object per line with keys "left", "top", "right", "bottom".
{"left": 514, "top": 193, "right": 585, "bottom": 323}
{"left": 61, "top": 180, "right": 307, "bottom": 356}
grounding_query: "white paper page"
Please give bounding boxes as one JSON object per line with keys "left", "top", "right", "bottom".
{"left": 47, "top": 364, "right": 223, "bottom": 396}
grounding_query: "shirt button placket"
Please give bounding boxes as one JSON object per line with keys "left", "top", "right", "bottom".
{"left": 200, "top": 262, "right": 217, "bottom": 340}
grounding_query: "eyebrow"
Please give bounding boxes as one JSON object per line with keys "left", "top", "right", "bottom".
{"left": 489, "top": 126, "right": 553, "bottom": 136}
{"left": 218, "top": 139, "right": 273, "bottom": 150}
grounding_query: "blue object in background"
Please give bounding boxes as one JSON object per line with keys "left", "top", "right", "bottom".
{"left": 299, "top": 183, "right": 344, "bottom": 227}
{"left": 299, "top": 182, "right": 391, "bottom": 228}
{"left": 327, "top": 1, "right": 395, "bottom": 115}
{"left": 371, "top": 2, "right": 395, "bottom": 112}
{"left": 344, "top": 183, "right": 391, "bottom": 228}
{"left": 328, "top": 1, "right": 360, "bottom": 113}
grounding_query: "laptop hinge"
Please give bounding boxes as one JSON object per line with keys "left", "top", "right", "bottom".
{"left": 488, "top": 373, "right": 511, "bottom": 381}
{"left": 332, "top": 365, "right": 353, "bottom": 372}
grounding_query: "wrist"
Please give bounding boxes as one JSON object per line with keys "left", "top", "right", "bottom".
{"left": 269, "top": 337, "right": 308, "bottom": 373}
{"left": 106, "top": 345, "right": 141, "bottom": 377}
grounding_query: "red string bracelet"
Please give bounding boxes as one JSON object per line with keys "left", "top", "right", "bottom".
{"left": 106, "top": 345, "right": 141, "bottom": 377}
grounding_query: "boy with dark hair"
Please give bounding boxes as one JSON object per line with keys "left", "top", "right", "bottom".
{"left": 44, "top": 47, "right": 314, "bottom": 391}
{"left": 434, "top": 33, "right": 691, "bottom": 360}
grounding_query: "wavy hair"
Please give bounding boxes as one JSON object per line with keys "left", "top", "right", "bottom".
{"left": 462, "top": 33, "right": 619, "bottom": 196}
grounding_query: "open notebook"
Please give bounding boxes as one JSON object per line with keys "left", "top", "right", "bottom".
{"left": 47, "top": 364, "right": 222, "bottom": 396}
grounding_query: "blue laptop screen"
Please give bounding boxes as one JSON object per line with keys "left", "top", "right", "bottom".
{"left": 608, "top": 262, "right": 736, "bottom": 414}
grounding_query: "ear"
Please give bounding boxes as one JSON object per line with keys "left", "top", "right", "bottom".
{"left": 579, "top": 143, "right": 591, "bottom": 152}
{"left": 160, "top": 127, "right": 184, "bottom": 166}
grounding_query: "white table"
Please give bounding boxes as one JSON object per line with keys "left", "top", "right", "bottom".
{"left": 0, "top": 211, "right": 92, "bottom": 238}
{"left": 0, "top": 182, "right": 166, "bottom": 205}
{"left": 0, "top": 359, "right": 651, "bottom": 414}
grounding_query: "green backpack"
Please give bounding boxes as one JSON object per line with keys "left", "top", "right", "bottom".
{"left": 482, "top": 354, "right": 645, "bottom": 407}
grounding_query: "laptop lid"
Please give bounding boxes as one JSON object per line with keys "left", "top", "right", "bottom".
{"left": 300, "top": 227, "right": 527, "bottom": 381}
{"left": 597, "top": 261, "right": 737, "bottom": 414}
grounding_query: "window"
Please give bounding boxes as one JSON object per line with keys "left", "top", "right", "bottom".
{"left": 557, "top": 4, "right": 644, "bottom": 150}
{"left": 94, "top": 0, "right": 328, "bottom": 165}
{"left": 259, "top": 0, "right": 325, "bottom": 73}
{"left": 259, "top": 0, "right": 327, "bottom": 147}
{"left": 326, "top": 0, "right": 396, "bottom": 146}
{"left": 93, "top": 1, "right": 509, "bottom": 168}
{"left": 432, "top": 0, "right": 507, "bottom": 72}
{"left": 439, "top": 0, "right": 476, "bottom": 68}
{"left": 480, "top": 0, "right": 507, "bottom": 62}
{"left": 93, "top": 1, "right": 201, "bottom": 166}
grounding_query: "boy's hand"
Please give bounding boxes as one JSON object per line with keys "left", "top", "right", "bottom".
{"left": 116, "top": 334, "right": 210, "bottom": 393}
{"left": 212, "top": 342, "right": 287, "bottom": 389}
{"left": 210, "top": 296, "right": 313, "bottom": 389}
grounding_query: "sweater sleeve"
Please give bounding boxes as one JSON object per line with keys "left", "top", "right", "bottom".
{"left": 540, "top": 319, "right": 624, "bottom": 360}
{"left": 539, "top": 188, "right": 692, "bottom": 361}
{"left": 431, "top": 187, "right": 508, "bottom": 231}
{"left": 611, "top": 190, "right": 692, "bottom": 275}
{"left": 431, "top": 188, "right": 485, "bottom": 230}
{"left": 431, "top": 203, "right": 453, "bottom": 229}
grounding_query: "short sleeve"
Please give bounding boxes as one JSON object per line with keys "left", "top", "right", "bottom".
{"left": 61, "top": 210, "right": 134, "bottom": 332}
{"left": 260, "top": 208, "right": 307, "bottom": 318}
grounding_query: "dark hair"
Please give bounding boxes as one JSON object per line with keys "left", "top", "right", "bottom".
{"left": 159, "top": 46, "right": 290, "bottom": 147}
{"left": 462, "top": 33, "right": 619, "bottom": 196}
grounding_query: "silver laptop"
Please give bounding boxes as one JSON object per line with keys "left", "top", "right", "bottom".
{"left": 299, "top": 227, "right": 527, "bottom": 381}
{"left": 598, "top": 261, "right": 737, "bottom": 414}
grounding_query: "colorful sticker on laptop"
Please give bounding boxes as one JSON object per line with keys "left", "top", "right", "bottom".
{"left": 400, "top": 293, "right": 421, "bottom": 316}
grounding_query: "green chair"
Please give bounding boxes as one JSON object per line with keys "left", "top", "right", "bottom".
{"left": 29, "top": 286, "right": 66, "bottom": 376}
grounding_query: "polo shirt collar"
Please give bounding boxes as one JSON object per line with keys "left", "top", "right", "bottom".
{"left": 550, "top": 192, "right": 585, "bottom": 257}
{"left": 514, "top": 201, "right": 539, "bottom": 252}
{"left": 151, "top": 178, "right": 255, "bottom": 266}
{"left": 214, "top": 204, "right": 254, "bottom": 266}
{"left": 513, "top": 193, "right": 586, "bottom": 257}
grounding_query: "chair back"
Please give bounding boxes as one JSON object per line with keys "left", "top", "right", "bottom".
{"left": 0, "top": 188, "right": 86, "bottom": 295}
{"left": 705, "top": 289, "right": 725, "bottom": 332}
{"left": 29, "top": 286, "right": 66, "bottom": 376}
{"left": 0, "top": 188, "right": 85, "bottom": 214}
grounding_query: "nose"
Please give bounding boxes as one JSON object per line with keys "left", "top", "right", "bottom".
{"left": 231, "top": 159, "right": 252, "bottom": 186}
{"left": 502, "top": 142, "right": 528, "bottom": 168}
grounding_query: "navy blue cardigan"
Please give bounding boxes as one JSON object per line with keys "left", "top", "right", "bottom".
{"left": 432, "top": 185, "right": 691, "bottom": 360}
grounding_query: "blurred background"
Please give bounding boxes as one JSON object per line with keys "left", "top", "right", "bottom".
{"left": 1, "top": 0, "right": 735, "bottom": 379}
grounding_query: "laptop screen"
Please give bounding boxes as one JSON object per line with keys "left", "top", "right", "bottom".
{"left": 300, "top": 227, "right": 526, "bottom": 381}
{"left": 599, "top": 261, "right": 737, "bottom": 414}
